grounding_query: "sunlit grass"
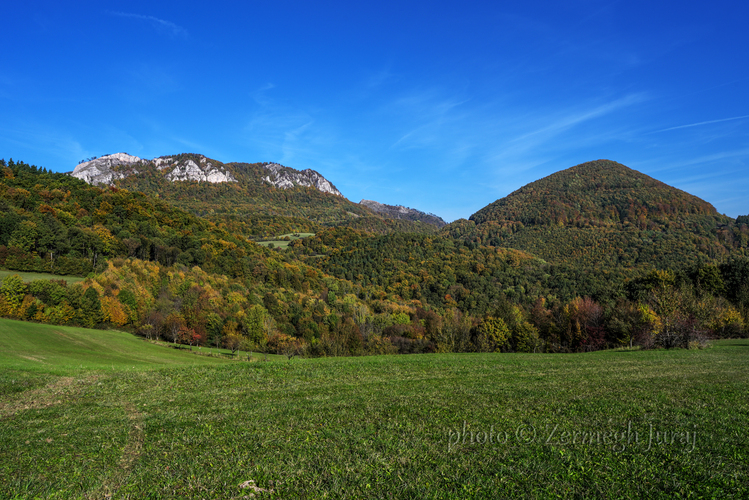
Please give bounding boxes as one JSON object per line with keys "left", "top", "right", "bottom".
{"left": 256, "top": 232, "right": 315, "bottom": 249}
{"left": 0, "top": 269, "right": 85, "bottom": 284}
{"left": 1, "top": 322, "right": 747, "bottom": 498}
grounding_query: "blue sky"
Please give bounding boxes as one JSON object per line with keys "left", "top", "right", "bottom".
{"left": 2, "top": 1, "right": 747, "bottom": 222}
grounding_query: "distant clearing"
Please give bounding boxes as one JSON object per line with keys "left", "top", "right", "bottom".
{"left": 257, "top": 232, "right": 315, "bottom": 249}
{"left": 0, "top": 269, "right": 85, "bottom": 284}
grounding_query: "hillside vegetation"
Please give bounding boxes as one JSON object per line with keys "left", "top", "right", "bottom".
{"left": 105, "top": 155, "right": 440, "bottom": 238}
{"left": 446, "top": 160, "right": 748, "bottom": 269}
{"left": 1, "top": 157, "right": 748, "bottom": 356}
{"left": 0, "top": 158, "right": 273, "bottom": 277}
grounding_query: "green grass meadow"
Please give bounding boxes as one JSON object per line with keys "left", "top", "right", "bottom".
{"left": 1, "top": 318, "right": 748, "bottom": 498}
{"left": 257, "top": 233, "right": 315, "bottom": 249}
{"left": 0, "top": 269, "right": 85, "bottom": 284}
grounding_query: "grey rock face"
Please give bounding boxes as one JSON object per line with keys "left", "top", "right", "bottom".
{"left": 70, "top": 154, "right": 342, "bottom": 197}
{"left": 71, "top": 153, "right": 236, "bottom": 186}
{"left": 361, "top": 199, "right": 412, "bottom": 214}
{"left": 261, "top": 163, "right": 342, "bottom": 196}
{"left": 165, "top": 159, "right": 236, "bottom": 183}
{"left": 71, "top": 153, "right": 143, "bottom": 185}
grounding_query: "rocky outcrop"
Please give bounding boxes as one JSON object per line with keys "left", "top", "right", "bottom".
{"left": 71, "top": 153, "right": 236, "bottom": 185}
{"left": 261, "top": 163, "right": 342, "bottom": 196}
{"left": 71, "top": 153, "right": 143, "bottom": 185}
{"left": 360, "top": 199, "right": 446, "bottom": 227}
{"left": 71, "top": 154, "right": 343, "bottom": 197}
{"left": 164, "top": 158, "right": 236, "bottom": 183}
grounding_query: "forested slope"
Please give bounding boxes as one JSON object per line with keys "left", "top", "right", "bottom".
{"left": 106, "top": 156, "right": 439, "bottom": 237}
{"left": 445, "top": 160, "right": 748, "bottom": 269}
{"left": 2, "top": 157, "right": 748, "bottom": 356}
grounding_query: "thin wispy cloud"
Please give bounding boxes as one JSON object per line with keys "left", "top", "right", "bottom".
{"left": 655, "top": 114, "right": 749, "bottom": 133}
{"left": 255, "top": 83, "right": 276, "bottom": 93}
{"left": 512, "top": 93, "right": 647, "bottom": 144}
{"left": 250, "top": 83, "right": 276, "bottom": 106}
{"left": 486, "top": 93, "right": 648, "bottom": 168}
{"left": 647, "top": 148, "right": 749, "bottom": 172}
{"left": 242, "top": 91, "right": 339, "bottom": 167}
{"left": 109, "top": 11, "right": 187, "bottom": 38}
{"left": 386, "top": 90, "right": 470, "bottom": 150}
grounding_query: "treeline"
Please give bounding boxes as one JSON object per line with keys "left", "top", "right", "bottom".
{"left": 0, "top": 259, "right": 425, "bottom": 356}
{"left": 290, "top": 228, "right": 749, "bottom": 351}
{"left": 2, "top": 256, "right": 746, "bottom": 356}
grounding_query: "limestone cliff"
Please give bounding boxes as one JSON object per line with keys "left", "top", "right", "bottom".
{"left": 260, "top": 163, "right": 342, "bottom": 196}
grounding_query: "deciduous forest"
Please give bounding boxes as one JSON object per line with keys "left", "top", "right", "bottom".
{"left": 1, "top": 157, "right": 747, "bottom": 356}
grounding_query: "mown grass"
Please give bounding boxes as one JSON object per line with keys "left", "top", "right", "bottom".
{"left": 1, "top": 321, "right": 747, "bottom": 498}
{"left": 257, "top": 232, "right": 315, "bottom": 249}
{"left": 0, "top": 269, "right": 85, "bottom": 284}
{"left": 0, "top": 318, "right": 235, "bottom": 374}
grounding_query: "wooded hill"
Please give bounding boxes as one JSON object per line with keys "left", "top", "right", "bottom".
{"left": 0, "top": 158, "right": 409, "bottom": 355}
{"left": 2, "top": 156, "right": 748, "bottom": 356}
{"left": 444, "top": 160, "right": 748, "bottom": 269}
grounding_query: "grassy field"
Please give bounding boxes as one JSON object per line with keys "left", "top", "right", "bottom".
{"left": 257, "top": 232, "right": 315, "bottom": 249}
{"left": 0, "top": 319, "right": 285, "bottom": 375}
{"left": 1, "top": 319, "right": 747, "bottom": 498}
{"left": 0, "top": 269, "right": 85, "bottom": 284}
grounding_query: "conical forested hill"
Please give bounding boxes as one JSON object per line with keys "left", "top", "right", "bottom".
{"left": 471, "top": 160, "right": 718, "bottom": 227}
{"left": 444, "top": 160, "right": 748, "bottom": 269}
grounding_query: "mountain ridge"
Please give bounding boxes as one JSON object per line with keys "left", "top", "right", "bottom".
{"left": 68, "top": 152, "right": 446, "bottom": 235}
{"left": 71, "top": 153, "right": 342, "bottom": 194}
{"left": 359, "top": 199, "right": 447, "bottom": 227}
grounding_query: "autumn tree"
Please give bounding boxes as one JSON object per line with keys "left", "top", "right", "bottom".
{"left": 476, "top": 316, "right": 510, "bottom": 352}
{"left": 0, "top": 274, "right": 26, "bottom": 317}
{"left": 79, "top": 287, "right": 104, "bottom": 327}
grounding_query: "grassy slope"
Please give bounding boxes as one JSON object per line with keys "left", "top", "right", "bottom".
{"left": 1, "top": 321, "right": 747, "bottom": 498}
{"left": 0, "top": 269, "right": 85, "bottom": 284}
{"left": 256, "top": 232, "right": 315, "bottom": 249}
{"left": 0, "top": 318, "right": 235, "bottom": 374}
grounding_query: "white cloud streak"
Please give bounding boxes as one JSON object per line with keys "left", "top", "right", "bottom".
{"left": 511, "top": 93, "right": 647, "bottom": 145}
{"left": 109, "top": 11, "right": 187, "bottom": 38}
{"left": 485, "top": 93, "right": 648, "bottom": 168}
{"left": 655, "top": 114, "right": 749, "bottom": 133}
